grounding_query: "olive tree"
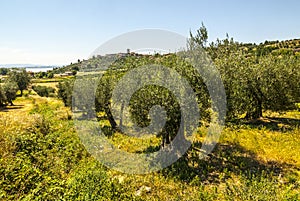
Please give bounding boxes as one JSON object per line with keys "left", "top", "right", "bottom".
{"left": 3, "top": 81, "right": 18, "bottom": 105}
{"left": 95, "top": 54, "right": 208, "bottom": 147}
{"left": 210, "top": 36, "right": 300, "bottom": 119}
{"left": 8, "top": 70, "right": 31, "bottom": 96}
{"left": 0, "top": 86, "right": 6, "bottom": 107}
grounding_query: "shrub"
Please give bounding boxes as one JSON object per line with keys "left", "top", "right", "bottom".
{"left": 32, "top": 85, "right": 56, "bottom": 97}
{"left": 57, "top": 79, "right": 74, "bottom": 107}
{"left": 64, "top": 160, "right": 137, "bottom": 201}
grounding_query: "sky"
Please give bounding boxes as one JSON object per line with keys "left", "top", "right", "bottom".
{"left": 0, "top": 0, "right": 300, "bottom": 65}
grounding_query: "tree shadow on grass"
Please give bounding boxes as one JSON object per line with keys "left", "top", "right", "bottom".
{"left": 0, "top": 105, "right": 24, "bottom": 112}
{"left": 160, "top": 142, "right": 299, "bottom": 185}
{"left": 229, "top": 117, "right": 300, "bottom": 132}
{"left": 136, "top": 144, "right": 161, "bottom": 153}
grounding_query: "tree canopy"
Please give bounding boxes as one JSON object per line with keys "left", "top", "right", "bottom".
{"left": 8, "top": 70, "right": 31, "bottom": 96}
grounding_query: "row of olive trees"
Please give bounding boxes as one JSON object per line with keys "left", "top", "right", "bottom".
{"left": 57, "top": 24, "right": 300, "bottom": 147}
{"left": 58, "top": 43, "right": 299, "bottom": 149}
{"left": 57, "top": 54, "right": 209, "bottom": 146}
{"left": 214, "top": 49, "right": 300, "bottom": 119}
{"left": 190, "top": 23, "right": 300, "bottom": 119}
{"left": 93, "top": 55, "right": 209, "bottom": 146}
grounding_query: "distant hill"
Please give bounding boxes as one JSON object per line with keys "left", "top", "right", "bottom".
{"left": 53, "top": 38, "right": 300, "bottom": 73}
{"left": 239, "top": 38, "right": 300, "bottom": 56}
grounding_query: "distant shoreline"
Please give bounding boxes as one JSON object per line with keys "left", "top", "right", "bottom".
{"left": 0, "top": 66, "right": 59, "bottom": 72}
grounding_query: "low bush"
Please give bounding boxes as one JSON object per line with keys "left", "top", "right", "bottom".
{"left": 32, "top": 85, "right": 56, "bottom": 97}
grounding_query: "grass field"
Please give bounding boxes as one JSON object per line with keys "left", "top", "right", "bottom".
{"left": 0, "top": 93, "right": 299, "bottom": 200}
{"left": 31, "top": 82, "right": 59, "bottom": 90}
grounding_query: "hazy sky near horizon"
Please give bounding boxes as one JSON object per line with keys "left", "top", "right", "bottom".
{"left": 1, "top": 0, "right": 300, "bottom": 65}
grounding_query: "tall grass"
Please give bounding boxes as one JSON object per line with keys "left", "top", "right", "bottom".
{"left": 0, "top": 96, "right": 299, "bottom": 200}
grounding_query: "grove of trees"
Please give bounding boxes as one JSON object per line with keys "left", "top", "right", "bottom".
{"left": 192, "top": 24, "right": 300, "bottom": 119}
{"left": 1, "top": 25, "right": 300, "bottom": 200}
{"left": 57, "top": 24, "right": 300, "bottom": 147}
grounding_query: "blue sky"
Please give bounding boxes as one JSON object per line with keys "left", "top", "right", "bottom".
{"left": 0, "top": 0, "right": 300, "bottom": 65}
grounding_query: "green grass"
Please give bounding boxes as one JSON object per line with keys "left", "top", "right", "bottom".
{"left": 31, "top": 82, "right": 59, "bottom": 89}
{"left": 31, "top": 77, "right": 72, "bottom": 83}
{"left": 0, "top": 95, "right": 299, "bottom": 200}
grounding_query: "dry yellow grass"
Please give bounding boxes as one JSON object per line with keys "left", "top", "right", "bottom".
{"left": 31, "top": 82, "right": 59, "bottom": 89}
